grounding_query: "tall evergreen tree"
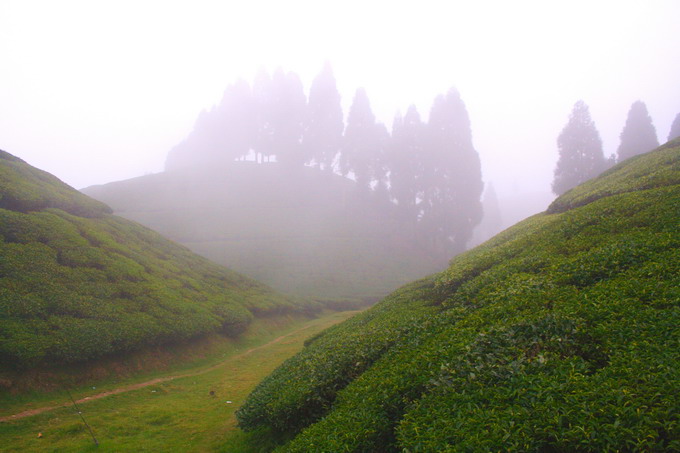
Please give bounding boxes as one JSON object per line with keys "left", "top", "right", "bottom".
{"left": 251, "top": 68, "right": 306, "bottom": 164}
{"left": 303, "top": 63, "right": 344, "bottom": 171}
{"left": 269, "top": 69, "right": 306, "bottom": 166}
{"left": 253, "top": 69, "right": 274, "bottom": 163}
{"left": 389, "top": 105, "right": 424, "bottom": 222}
{"left": 552, "top": 100, "right": 606, "bottom": 196}
{"left": 340, "top": 88, "right": 384, "bottom": 190}
{"left": 668, "top": 112, "right": 680, "bottom": 142}
{"left": 371, "top": 122, "right": 391, "bottom": 203}
{"left": 421, "top": 89, "right": 483, "bottom": 257}
{"left": 215, "top": 79, "right": 257, "bottom": 162}
{"left": 617, "top": 100, "right": 659, "bottom": 162}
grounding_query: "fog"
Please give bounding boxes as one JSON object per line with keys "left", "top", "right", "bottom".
{"left": 1, "top": 0, "right": 679, "bottom": 227}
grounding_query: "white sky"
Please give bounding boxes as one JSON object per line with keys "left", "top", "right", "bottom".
{"left": 1, "top": 0, "right": 679, "bottom": 202}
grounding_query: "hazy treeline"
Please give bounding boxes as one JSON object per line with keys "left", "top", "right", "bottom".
{"left": 553, "top": 99, "right": 674, "bottom": 195}
{"left": 166, "top": 63, "right": 483, "bottom": 258}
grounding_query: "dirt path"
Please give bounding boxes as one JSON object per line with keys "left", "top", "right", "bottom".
{"left": 0, "top": 321, "right": 318, "bottom": 423}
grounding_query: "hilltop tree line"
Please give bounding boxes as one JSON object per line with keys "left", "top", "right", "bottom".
{"left": 166, "top": 64, "right": 483, "bottom": 258}
{"left": 553, "top": 100, "right": 679, "bottom": 195}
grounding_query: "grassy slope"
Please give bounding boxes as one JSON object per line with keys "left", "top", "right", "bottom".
{"left": 83, "top": 163, "right": 442, "bottom": 303}
{"left": 236, "top": 141, "right": 680, "bottom": 452}
{"left": 0, "top": 150, "right": 312, "bottom": 371}
{"left": 0, "top": 310, "right": 357, "bottom": 452}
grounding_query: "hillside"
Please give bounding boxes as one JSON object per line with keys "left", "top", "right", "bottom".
{"left": 0, "top": 150, "right": 310, "bottom": 371}
{"left": 83, "top": 163, "right": 443, "bottom": 304}
{"left": 236, "top": 140, "right": 680, "bottom": 452}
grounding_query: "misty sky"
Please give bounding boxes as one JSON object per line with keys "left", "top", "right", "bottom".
{"left": 1, "top": 0, "right": 679, "bottom": 206}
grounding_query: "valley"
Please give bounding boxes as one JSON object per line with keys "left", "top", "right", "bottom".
{"left": 0, "top": 310, "right": 356, "bottom": 452}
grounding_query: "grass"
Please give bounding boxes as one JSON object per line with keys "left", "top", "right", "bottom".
{"left": 0, "top": 310, "right": 356, "bottom": 452}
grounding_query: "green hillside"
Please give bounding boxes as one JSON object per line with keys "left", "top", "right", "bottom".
{"left": 0, "top": 150, "right": 311, "bottom": 371}
{"left": 83, "top": 164, "right": 442, "bottom": 304}
{"left": 236, "top": 141, "right": 680, "bottom": 452}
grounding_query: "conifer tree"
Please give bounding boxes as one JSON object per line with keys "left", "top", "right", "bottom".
{"left": 389, "top": 105, "right": 424, "bottom": 222}
{"left": 372, "top": 123, "right": 391, "bottom": 202}
{"left": 421, "top": 89, "right": 483, "bottom": 257}
{"left": 617, "top": 100, "right": 659, "bottom": 162}
{"left": 303, "top": 63, "right": 344, "bottom": 170}
{"left": 252, "top": 68, "right": 306, "bottom": 165}
{"left": 340, "top": 88, "right": 384, "bottom": 190}
{"left": 253, "top": 69, "right": 274, "bottom": 163}
{"left": 552, "top": 100, "right": 606, "bottom": 195}
{"left": 270, "top": 69, "right": 306, "bottom": 166}
{"left": 668, "top": 113, "right": 680, "bottom": 142}
{"left": 215, "top": 79, "right": 257, "bottom": 162}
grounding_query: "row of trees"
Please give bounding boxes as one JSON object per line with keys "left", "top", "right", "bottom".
{"left": 552, "top": 100, "right": 678, "bottom": 195}
{"left": 165, "top": 64, "right": 483, "bottom": 257}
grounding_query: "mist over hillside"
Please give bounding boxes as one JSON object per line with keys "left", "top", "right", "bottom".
{"left": 85, "top": 163, "right": 443, "bottom": 304}
{"left": 0, "top": 150, "right": 308, "bottom": 373}
{"left": 85, "top": 67, "right": 486, "bottom": 304}
{"left": 2, "top": 3, "right": 680, "bottom": 451}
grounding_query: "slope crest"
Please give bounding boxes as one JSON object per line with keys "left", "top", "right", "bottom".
{"left": 547, "top": 138, "right": 680, "bottom": 213}
{"left": 0, "top": 150, "right": 111, "bottom": 218}
{"left": 0, "top": 151, "right": 307, "bottom": 372}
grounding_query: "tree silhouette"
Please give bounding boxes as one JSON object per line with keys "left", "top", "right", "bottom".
{"left": 251, "top": 68, "right": 306, "bottom": 165}
{"left": 304, "top": 63, "right": 344, "bottom": 171}
{"left": 421, "top": 89, "right": 483, "bottom": 257}
{"left": 552, "top": 100, "right": 606, "bottom": 195}
{"left": 165, "top": 79, "right": 257, "bottom": 170}
{"left": 617, "top": 101, "right": 659, "bottom": 162}
{"left": 270, "top": 69, "right": 307, "bottom": 166}
{"left": 216, "top": 79, "right": 257, "bottom": 162}
{"left": 253, "top": 69, "right": 274, "bottom": 163}
{"left": 389, "top": 105, "right": 424, "bottom": 222}
{"left": 668, "top": 113, "right": 680, "bottom": 142}
{"left": 340, "top": 88, "right": 384, "bottom": 190}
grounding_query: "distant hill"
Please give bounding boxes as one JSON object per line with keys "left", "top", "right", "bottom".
{"left": 83, "top": 163, "right": 443, "bottom": 304}
{"left": 236, "top": 140, "right": 680, "bottom": 451}
{"left": 0, "top": 150, "right": 309, "bottom": 370}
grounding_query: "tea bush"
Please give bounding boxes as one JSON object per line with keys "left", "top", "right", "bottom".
{"left": 0, "top": 151, "right": 314, "bottom": 369}
{"left": 237, "top": 143, "right": 680, "bottom": 451}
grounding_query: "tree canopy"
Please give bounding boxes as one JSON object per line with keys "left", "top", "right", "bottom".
{"left": 552, "top": 100, "right": 606, "bottom": 196}
{"left": 339, "top": 88, "right": 387, "bottom": 190}
{"left": 617, "top": 100, "right": 659, "bottom": 162}
{"left": 303, "top": 62, "right": 344, "bottom": 171}
{"left": 164, "top": 66, "right": 484, "bottom": 259}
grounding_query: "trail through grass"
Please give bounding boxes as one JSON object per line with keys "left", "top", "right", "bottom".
{"left": 0, "top": 310, "right": 356, "bottom": 452}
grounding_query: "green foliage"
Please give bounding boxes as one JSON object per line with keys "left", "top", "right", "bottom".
{"left": 237, "top": 143, "right": 680, "bottom": 451}
{"left": 617, "top": 100, "right": 659, "bottom": 162}
{"left": 552, "top": 100, "right": 606, "bottom": 196}
{"left": 0, "top": 152, "right": 313, "bottom": 369}
{"left": 236, "top": 278, "right": 439, "bottom": 434}
{"left": 548, "top": 142, "right": 680, "bottom": 213}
